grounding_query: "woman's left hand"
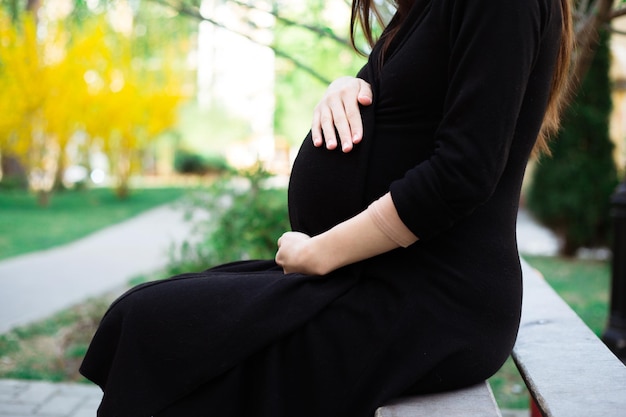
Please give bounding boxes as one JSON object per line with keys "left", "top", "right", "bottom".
{"left": 275, "top": 232, "right": 328, "bottom": 275}
{"left": 311, "top": 76, "right": 373, "bottom": 153}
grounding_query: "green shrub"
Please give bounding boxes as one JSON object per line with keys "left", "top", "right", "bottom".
{"left": 173, "top": 149, "right": 231, "bottom": 175}
{"left": 168, "top": 163, "right": 290, "bottom": 273}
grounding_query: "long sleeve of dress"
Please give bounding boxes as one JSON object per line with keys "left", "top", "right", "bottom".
{"left": 389, "top": 0, "right": 561, "bottom": 240}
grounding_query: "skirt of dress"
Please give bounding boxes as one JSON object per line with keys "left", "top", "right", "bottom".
{"left": 80, "top": 256, "right": 511, "bottom": 417}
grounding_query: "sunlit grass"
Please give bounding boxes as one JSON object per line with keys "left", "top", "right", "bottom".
{"left": 0, "top": 296, "right": 113, "bottom": 382}
{"left": 524, "top": 254, "right": 610, "bottom": 337}
{"left": 0, "top": 187, "right": 188, "bottom": 260}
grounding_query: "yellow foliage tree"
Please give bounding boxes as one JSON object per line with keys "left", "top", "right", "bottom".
{"left": 0, "top": 11, "right": 187, "bottom": 203}
{"left": 0, "top": 14, "right": 68, "bottom": 204}
{"left": 79, "top": 36, "right": 186, "bottom": 198}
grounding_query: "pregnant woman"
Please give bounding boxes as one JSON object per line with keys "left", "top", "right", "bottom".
{"left": 80, "top": 0, "right": 573, "bottom": 415}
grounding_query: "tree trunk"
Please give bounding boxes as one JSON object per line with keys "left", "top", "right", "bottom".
{"left": 25, "top": 0, "right": 42, "bottom": 13}
{"left": 37, "top": 189, "right": 51, "bottom": 207}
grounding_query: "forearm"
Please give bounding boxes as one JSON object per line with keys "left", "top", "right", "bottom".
{"left": 307, "top": 193, "right": 418, "bottom": 274}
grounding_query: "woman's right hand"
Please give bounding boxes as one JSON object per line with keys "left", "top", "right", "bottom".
{"left": 311, "top": 76, "right": 373, "bottom": 153}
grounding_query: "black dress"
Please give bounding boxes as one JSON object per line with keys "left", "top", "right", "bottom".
{"left": 80, "top": 0, "right": 564, "bottom": 415}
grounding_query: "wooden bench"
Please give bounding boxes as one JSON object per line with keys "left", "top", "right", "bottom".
{"left": 376, "top": 259, "right": 626, "bottom": 417}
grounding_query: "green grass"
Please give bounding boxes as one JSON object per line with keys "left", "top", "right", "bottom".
{"left": 0, "top": 187, "right": 188, "bottom": 260}
{"left": 489, "top": 254, "right": 611, "bottom": 409}
{"left": 0, "top": 296, "right": 114, "bottom": 382}
{"left": 524, "top": 254, "right": 610, "bottom": 336}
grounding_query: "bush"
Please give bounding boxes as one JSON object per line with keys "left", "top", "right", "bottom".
{"left": 527, "top": 30, "right": 619, "bottom": 256}
{"left": 173, "top": 149, "right": 231, "bottom": 176}
{"left": 168, "top": 163, "right": 290, "bottom": 274}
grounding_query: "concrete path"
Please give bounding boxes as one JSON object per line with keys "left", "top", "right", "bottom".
{"left": 0, "top": 205, "right": 552, "bottom": 417}
{"left": 0, "top": 203, "right": 195, "bottom": 335}
{"left": 0, "top": 379, "right": 101, "bottom": 417}
{"left": 516, "top": 208, "right": 560, "bottom": 256}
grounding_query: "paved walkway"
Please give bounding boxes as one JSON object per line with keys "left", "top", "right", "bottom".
{"left": 0, "top": 379, "right": 101, "bottom": 417}
{"left": 0, "top": 204, "right": 553, "bottom": 417}
{"left": 0, "top": 203, "right": 195, "bottom": 334}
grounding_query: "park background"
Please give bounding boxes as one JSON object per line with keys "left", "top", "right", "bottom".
{"left": 1, "top": 0, "right": 625, "bottom": 413}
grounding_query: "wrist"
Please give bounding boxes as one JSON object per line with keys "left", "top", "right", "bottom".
{"left": 307, "top": 234, "right": 339, "bottom": 276}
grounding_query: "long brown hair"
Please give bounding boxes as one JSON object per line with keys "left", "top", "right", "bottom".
{"left": 536, "top": 0, "right": 573, "bottom": 156}
{"left": 350, "top": 0, "right": 574, "bottom": 156}
{"left": 350, "top": 0, "right": 412, "bottom": 58}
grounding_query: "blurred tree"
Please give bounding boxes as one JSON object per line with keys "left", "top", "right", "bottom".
{"left": 3, "top": 0, "right": 626, "bottom": 206}
{"left": 525, "top": 0, "right": 626, "bottom": 255}
{"left": 0, "top": 14, "right": 81, "bottom": 204}
{"left": 0, "top": 11, "right": 188, "bottom": 202}
{"left": 528, "top": 30, "right": 619, "bottom": 256}
{"left": 144, "top": 0, "right": 626, "bottom": 96}
{"left": 0, "top": 0, "right": 624, "bottom": 108}
{"left": 74, "top": 20, "right": 187, "bottom": 198}
{"left": 271, "top": 0, "right": 367, "bottom": 146}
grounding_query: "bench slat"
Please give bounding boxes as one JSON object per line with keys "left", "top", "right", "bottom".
{"left": 514, "top": 261, "right": 626, "bottom": 417}
{"left": 375, "top": 381, "right": 502, "bottom": 417}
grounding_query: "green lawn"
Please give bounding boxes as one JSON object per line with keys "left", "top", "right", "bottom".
{"left": 525, "top": 254, "right": 611, "bottom": 336}
{"left": 0, "top": 296, "right": 113, "bottom": 382}
{"left": 0, "top": 187, "right": 188, "bottom": 260}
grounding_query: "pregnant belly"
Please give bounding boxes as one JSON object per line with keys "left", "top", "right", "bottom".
{"left": 287, "top": 131, "right": 370, "bottom": 236}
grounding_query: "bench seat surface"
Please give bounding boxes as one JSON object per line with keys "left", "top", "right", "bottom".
{"left": 514, "top": 261, "right": 626, "bottom": 417}
{"left": 375, "top": 381, "right": 502, "bottom": 417}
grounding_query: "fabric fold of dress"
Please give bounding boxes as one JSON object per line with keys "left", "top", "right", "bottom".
{"left": 81, "top": 261, "right": 361, "bottom": 416}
